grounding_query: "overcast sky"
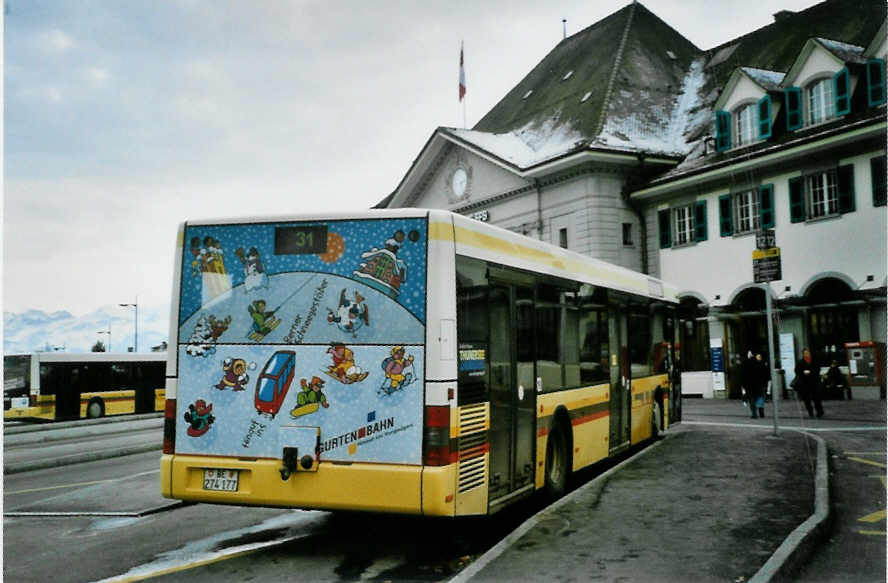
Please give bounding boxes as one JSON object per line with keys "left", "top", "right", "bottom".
{"left": 3, "top": 0, "right": 825, "bottom": 317}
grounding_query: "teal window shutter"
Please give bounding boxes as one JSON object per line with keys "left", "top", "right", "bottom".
{"left": 758, "top": 184, "right": 775, "bottom": 228}
{"left": 694, "top": 200, "right": 707, "bottom": 242}
{"left": 789, "top": 176, "right": 805, "bottom": 222}
{"left": 757, "top": 95, "right": 772, "bottom": 139}
{"left": 867, "top": 59, "right": 886, "bottom": 107}
{"left": 834, "top": 68, "right": 850, "bottom": 115}
{"left": 718, "top": 194, "right": 733, "bottom": 236}
{"left": 658, "top": 209, "right": 672, "bottom": 248}
{"left": 837, "top": 164, "right": 855, "bottom": 214}
{"left": 785, "top": 87, "right": 802, "bottom": 130}
{"left": 871, "top": 156, "right": 887, "bottom": 207}
{"left": 715, "top": 110, "right": 731, "bottom": 152}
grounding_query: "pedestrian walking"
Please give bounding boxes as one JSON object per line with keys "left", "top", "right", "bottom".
{"left": 795, "top": 348, "right": 824, "bottom": 418}
{"left": 742, "top": 350, "right": 768, "bottom": 419}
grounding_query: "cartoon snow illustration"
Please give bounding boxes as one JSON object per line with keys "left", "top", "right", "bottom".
{"left": 247, "top": 300, "right": 281, "bottom": 341}
{"left": 184, "top": 399, "right": 215, "bottom": 437}
{"left": 379, "top": 346, "right": 416, "bottom": 395}
{"left": 327, "top": 288, "right": 369, "bottom": 335}
{"left": 290, "top": 376, "right": 330, "bottom": 418}
{"left": 185, "top": 314, "right": 231, "bottom": 357}
{"left": 353, "top": 230, "right": 419, "bottom": 299}
{"left": 235, "top": 246, "right": 268, "bottom": 292}
{"left": 325, "top": 343, "right": 369, "bottom": 384}
{"left": 215, "top": 357, "right": 254, "bottom": 391}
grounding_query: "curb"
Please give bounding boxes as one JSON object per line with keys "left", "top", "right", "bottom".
{"left": 749, "top": 430, "right": 830, "bottom": 583}
{"left": 4, "top": 444, "right": 161, "bottom": 475}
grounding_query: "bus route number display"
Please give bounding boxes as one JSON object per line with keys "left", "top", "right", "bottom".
{"left": 275, "top": 225, "right": 328, "bottom": 255}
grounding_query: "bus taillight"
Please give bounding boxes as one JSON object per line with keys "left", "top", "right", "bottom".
{"left": 163, "top": 398, "right": 176, "bottom": 454}
{"left": 423, "top": 405, "right": 456, "bottom": 466}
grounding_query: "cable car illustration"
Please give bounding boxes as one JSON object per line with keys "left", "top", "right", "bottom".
{"left": 254, "top": 350, "right": 296, "bottom": 418}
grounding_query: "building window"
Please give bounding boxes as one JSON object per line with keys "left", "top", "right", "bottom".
{"left": 622, "top": 223, "right": 633, "bottom": 246}
{"left": 733, "top": 189, "right": 761, "bottom": 233}
{"left": 659, "top": 201, "right": 707, "bottom": 248}
{"left": 673, "top": 206, "right": 693, "bottom": 245}
{"left": 807, "top": 78, "right": 834, "bottom": 125}
{"left": 807, "top": 170, "right": 839, "bottom": 218}
{"left": 558, "top": 227, "right": 568, "bottom": 249}
{"left": 872, "top": 156, "right": 887, "bottom": 207}
{"left": 735, "top": 103, "right": 756, "bottom": 146}
{"left": 789, "top": 165, "right": 855, "bottom": 223}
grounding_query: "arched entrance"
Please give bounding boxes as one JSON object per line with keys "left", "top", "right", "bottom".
{"left": 804, "top": 277, "right": 859, "bottom": 366}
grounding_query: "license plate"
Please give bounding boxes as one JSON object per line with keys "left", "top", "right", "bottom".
{"left": 203, "top": 469, "right": 239, "bottom": 492}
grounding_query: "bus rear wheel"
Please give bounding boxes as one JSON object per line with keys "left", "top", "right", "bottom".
{"left": 86, "top": 398, "right": 105, "bottom": 419}
{"left": 544, "top": 422, "right": 570, "bottom": 498}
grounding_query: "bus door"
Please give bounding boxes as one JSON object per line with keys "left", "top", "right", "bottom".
{"left": 53, "top": 364, "right": 82, "bottom": 420}
{"left": 487, "top": 280, "right": 537, "bottom": 504}
{"left": 608, "top": 296, "right": 631, "bottom": 451}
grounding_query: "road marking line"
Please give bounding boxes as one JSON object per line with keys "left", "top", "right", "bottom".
{"left": 96, "top": 533, "right": 306, "bottom": 582}
{"left": 847, "top": 456, "right": 886, "bottom": 469}
{"left": 858, "top": 529, "right": 886, "bottom": 536}
{"left": 858, "top": 509, "right": 886, "bottom": 523}
{"left": 843, "top": 452, "right": 886, "bottom": 456}
{"left": 6, "top": 479, "right": 113, "bottom": 495}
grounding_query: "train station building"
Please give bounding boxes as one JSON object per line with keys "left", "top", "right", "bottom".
{"left": 378, "top": 0, "right": 887, "bottom": 398}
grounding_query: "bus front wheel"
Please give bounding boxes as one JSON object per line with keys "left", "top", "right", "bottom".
{"left": 544, "top": 422, "right": 570, "bottom": 498}
{"left": 86, "top": 398, "right": 105, "bottom": 419}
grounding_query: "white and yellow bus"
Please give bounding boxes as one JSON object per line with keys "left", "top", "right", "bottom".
{"left": 4, "top": 352, "right": 166, "bottom": 421}
{"left": 161, "top": 210, "right": 680, "bottom": 515}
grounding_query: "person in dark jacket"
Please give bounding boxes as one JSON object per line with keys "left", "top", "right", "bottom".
{"left": 742, "top": 351, "right": 769, "bottom": 419}
{"left": 795, "top": 348, "right": 824, "bottom": 418}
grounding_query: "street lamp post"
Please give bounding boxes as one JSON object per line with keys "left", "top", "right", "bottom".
{"left": 119, "top": 296, "right": 138, "bottom": 352}
{"left": 97, "top": 323, "right": 111, "bottom": 351}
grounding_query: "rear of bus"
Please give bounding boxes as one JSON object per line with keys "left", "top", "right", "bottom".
{"left": 160, "top": 211, "right": 460, "bottom": 515}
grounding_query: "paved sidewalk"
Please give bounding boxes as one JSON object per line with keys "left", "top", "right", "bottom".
{"left": 454, "top": 424, "right": 819, "bottom": 583}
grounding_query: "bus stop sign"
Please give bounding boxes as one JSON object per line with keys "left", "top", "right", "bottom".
{"left": 753, "top": 247, "right": 782, "bottom": 283}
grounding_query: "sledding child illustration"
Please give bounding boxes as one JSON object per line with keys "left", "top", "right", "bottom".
{"left": 327, "top": 288, "right": 369, "bottom": 336}
{"left": 247, "top": 300, "right": 280, "bottom": 341}
{"left": 291, "top": 376, "right": 330, "bottom": 418}
{"left": 379, "top": 346, "right": 416, "bottom": 396}
{"left": 184, "top": 399, "right": 215, "bottom": 437}
{"left": 325, "top": 343, "right": 369, "bottom": 384}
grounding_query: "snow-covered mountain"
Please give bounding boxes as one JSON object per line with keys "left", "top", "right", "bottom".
{"left": 3, "top": 305, "right": 170, "bottom": 354}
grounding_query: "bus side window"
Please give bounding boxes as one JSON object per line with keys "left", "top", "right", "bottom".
{"left": 579, "top": 285, "right": 609, "bottom": 384}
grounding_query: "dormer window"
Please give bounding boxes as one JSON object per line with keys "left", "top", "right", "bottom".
{"left": 807, "top": 77, "right": 835, "bottom": 124}
{"left": 735, "top": 103, "right": 756, "bottom": 146}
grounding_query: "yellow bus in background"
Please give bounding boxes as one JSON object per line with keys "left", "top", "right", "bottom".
{"left": 4, "top": 352, "right": 166, "bottom": 421}
{"left": 161, "top": 210, "right": 680, "bottom": 515}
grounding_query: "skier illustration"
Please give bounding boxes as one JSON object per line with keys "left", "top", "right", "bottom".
{"left": 379, "top": 346, "right": 416, "bottom": 395}
{"left": 184, "top": 399, "right": 215, "bottom": 437}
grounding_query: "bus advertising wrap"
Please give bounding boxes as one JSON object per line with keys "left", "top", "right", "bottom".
{"left": 175, "top": 217, "right": 427, "bottom": 465}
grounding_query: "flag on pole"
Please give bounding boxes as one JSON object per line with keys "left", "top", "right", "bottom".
{"left": 459, "top": 41, "right": 466, "bottom": 102}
